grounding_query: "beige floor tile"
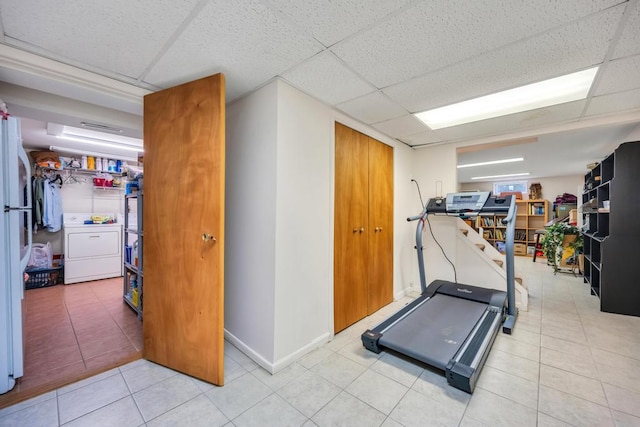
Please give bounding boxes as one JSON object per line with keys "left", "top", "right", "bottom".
{"left": 597, "top": 363, "right": 640, "bottom": 395}
{"left": 485, "top": 349, "right": 539, "bottom": 382}
{"left": 539, "top": 364, "right": 607, "bottom": 406}
{"left": 603, "top": 383, "right": 640, "bottom": 418}
{"left": 508, "top": 327, "right": 541, "bottom": 346}
{"left": 476, "top": 365, "right": 538, "bottom": 409}
{"left": 465, "top": 388, "right": 537, "bottom": 427}
{"left": 147, "top": 394, "right": 228, "bottom": 427}
{"left": 410, "top": 368, "right": 470, "bottom": 409}
{"left": 539, "top": 385, "right": 614, "bottom": 427}
{"left": 611, "top": 410, "right": 640, "bottom": 427}
{"left": 310, "top": 352, "right": 367, "bottom": 388}
{"left": 537, "top": 412, "right": 573, "bottom": 426}
{"left": 277, "top": 371, "right": 341, "bottom": 418}
{"left": 540, "top": 347, "right": 599, "bottom": 379}
{"left": 345, "top": 369, "right": 408, "bottom": 415}
{"left": 251, "top": 362, "right": 307, "bottom": 391}
{"left": 312, "top": 391, "right": 386, "bottom": 427}
{"left": 541, "top": 321, "right": 588, "bottom": 345}
{"left": 493, "top": 334, "right": 540, "bottom": 362}
{"left": 370, "top": 353, "right": 424, "bottom": 388}
{"left": 389, "top": 389, "right": 465, "bottom": 427}
{"left": 232, "top": 394, "right": 307, "bottom": 427}
{"left": 541, "top": 334, "right": 591, "bottom": 356}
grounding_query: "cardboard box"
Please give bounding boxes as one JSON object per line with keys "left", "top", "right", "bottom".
{"left": 514, "top": 243, "right": 527, "bottom": 255}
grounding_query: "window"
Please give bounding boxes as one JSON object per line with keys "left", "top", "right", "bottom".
{"left": 493, "top": 181, "right": 528, "bottom": 197}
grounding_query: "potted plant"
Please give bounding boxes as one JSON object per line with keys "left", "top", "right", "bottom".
{"left": 541, "top": 222, "right": 583, "bottom": 272}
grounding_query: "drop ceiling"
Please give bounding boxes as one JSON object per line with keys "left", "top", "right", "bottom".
{"left": 1, "top": 0, "right": 639, "bottom": 180}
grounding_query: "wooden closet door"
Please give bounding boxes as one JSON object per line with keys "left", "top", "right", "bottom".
{"left": 334, "top": 123, "right": 369, "bottom": 333}
{"left": 367, "top": 138, "right": 394, "bottom": 314}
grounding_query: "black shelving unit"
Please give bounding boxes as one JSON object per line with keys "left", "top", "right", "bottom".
{"left": 581, "top": 141, "right": 640, "bottom": 316}
{"left": 123, "top": 179, "right": 143, "bottom": 319}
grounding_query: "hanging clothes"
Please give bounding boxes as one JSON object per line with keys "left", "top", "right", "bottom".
{"left": 32, "top": 175, "right": 45, "bottom": 229}
{"left": 42, "top": 178, "right": 63, "bottom": 232}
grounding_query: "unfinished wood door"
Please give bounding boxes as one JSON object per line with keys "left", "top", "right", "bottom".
{"left": 334, "top": 123, "right": 369, "bottom": 333}
{"left": 367, "top": 137, "right": 394, "bottom": 314}
{"left": 143, "top": 73, "right": 225, "bottom": 385}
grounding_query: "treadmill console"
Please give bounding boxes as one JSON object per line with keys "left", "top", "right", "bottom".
{"left": 445, "top": 191, "right": 491, "bottom": 213}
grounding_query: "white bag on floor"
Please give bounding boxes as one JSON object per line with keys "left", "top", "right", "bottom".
{"left": 28, "top": 242, "right": 53, "bottom": 268}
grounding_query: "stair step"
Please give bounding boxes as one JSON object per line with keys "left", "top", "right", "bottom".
{"left": 460, "top": 229, "right": 469, "bottom": 236}
{"left": 475, "top": 243, "right": 485, "bottom": 251}
{"left": 493, "top": 259, "right": 504, "bottom": 267}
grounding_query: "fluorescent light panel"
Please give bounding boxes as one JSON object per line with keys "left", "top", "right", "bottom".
{"left": 471, "top": 172, "right": 530, "bottom": 180}
{"left": 457, "top": 157, "right": 524, "bottom": 168}
{"left": 50, "top": 145, "right": 138, "bottom": 163}
{"left": 415, "top": 67, "right": 599, "bottom": 129}
{"left": 56, "top": 135, "right": 143, "bottom": 152}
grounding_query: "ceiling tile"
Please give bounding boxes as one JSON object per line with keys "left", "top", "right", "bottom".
{"left": 335, "top": 91, "right": 407, "bottom": 124}
{"left": 400, "top": 130, "right": 443, "bottom": 147}
{"left": 612, "top": 1, "right": 640, "bottom": 59}
{"left": 266, "top": 0, "right": 412, "bottom": 47}
{"left": 143, "top": 0, "right": 322, "bottom": 101}
{"left": 372, "top": 114, "right": 429, "bottom": 138}
{"left": 593, "top": 54, "right": 640, "bottom": 96}
{"left": 0, "top": 0, "right": 200, "bottom": 79}
{"left": 434, "top": 100, "right": 587, "bottom": 142}
{"left": 331, "top": 0, "right": 621, "bottom": 88}
{"left": 383, "top": 6, "right": 624, "bottom": 113}
{"left": 280, "top": 52, "right": 374, "bottom": 105}
{"left": 586, "top": 88, "right": 640, "bottom": 117}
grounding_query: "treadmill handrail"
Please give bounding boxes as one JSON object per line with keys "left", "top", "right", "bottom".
{"left": 410, "top": 195, "right": 517, "bottom": 322}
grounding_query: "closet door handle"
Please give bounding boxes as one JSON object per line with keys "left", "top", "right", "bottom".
{"left": 374, "top": 227, "right": 384, "bottom": 232}
{"left": 353, "top": 227, "right": 365, "bottom": 233}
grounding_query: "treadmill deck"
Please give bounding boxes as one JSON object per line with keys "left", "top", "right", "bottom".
{"left": 378, "top": 294, "right": 487, "bottom": 370}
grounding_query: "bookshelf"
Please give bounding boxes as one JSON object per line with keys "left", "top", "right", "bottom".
{"left": 582, "top": 141, "right": 640, "bottom": 316}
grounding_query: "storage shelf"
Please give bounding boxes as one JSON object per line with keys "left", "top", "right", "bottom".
{"left": 123, "top": 178, "right": 143, "bottom": 320}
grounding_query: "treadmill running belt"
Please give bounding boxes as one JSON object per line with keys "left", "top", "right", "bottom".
{"left": 378, "top": 294, "right": 487, "bottom": 370}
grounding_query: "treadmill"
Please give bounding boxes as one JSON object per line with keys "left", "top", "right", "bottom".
{"left": 361, "top": 192, "right": 518, "bottom": 393}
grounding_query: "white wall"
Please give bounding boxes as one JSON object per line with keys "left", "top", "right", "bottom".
{"left": 412, "top": 144, "right": 458, "bottom": 199}
{"left": 225, "top": 80, "right": 416, "bottom": 372}
{"left": 272, "top": 82, "right": 333, "bottom": 365}
{"left": 225, "top": 82, "right": 278, "bottom": 363}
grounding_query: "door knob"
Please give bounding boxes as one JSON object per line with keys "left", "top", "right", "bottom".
{"left": 359, "top": 227, "right": 364, "bottom": 233}
{"left": 353, "top": 227, "right": 365, "bottom": 233}
{"left": 202, "top": 233, "right": 217, "bottom": 242}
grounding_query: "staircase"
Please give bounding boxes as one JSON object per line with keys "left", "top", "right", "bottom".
{"left": 456, "top": 219, "right": 529, "bottom": 311}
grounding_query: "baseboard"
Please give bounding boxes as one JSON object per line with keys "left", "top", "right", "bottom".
{"left": 271, "top": 332, "right": 331, "bottom": 373}
{"left": 223, "top": 329, "right": 331, "bottom": 374}
{"left": 224, "top": 329, "right": 274, "bottom": 373}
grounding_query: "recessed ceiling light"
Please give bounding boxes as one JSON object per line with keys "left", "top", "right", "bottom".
{"left": 457, "top": 157, "right": 524, "bottom": 168}
{"left": 471, "top": 173, "right": 530, "bottom": 180}
{"left": 415, "top": 67, "right": 598, "bottom": 129}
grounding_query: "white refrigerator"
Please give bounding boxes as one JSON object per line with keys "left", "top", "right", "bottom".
{"left": 1, "top": 116, "right": 32, "bottom": 394}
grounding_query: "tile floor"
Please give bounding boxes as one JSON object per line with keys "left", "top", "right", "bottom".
{"left": 2, "top": 258, "right": 640, "bottom": 426}
{"left": 0, "top": 278, "right": 142, "bottom": 408}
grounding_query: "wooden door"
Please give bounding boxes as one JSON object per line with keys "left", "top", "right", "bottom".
{"left": 334, "top": 123, "right": 369, "bottom": 333}
{"left": 143, "top": 73, "right": 225, "bottom": 385}
{"left": 367, "top": 138, "right": 393, "bottom": 314}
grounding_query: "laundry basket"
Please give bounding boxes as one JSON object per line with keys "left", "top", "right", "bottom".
{"left": 25, "top": 258, "right": 64, "bottom": 290}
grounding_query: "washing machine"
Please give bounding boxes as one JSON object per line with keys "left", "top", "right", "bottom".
{"left": 63, "top": 213, "right": 123, "bottom": 284}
